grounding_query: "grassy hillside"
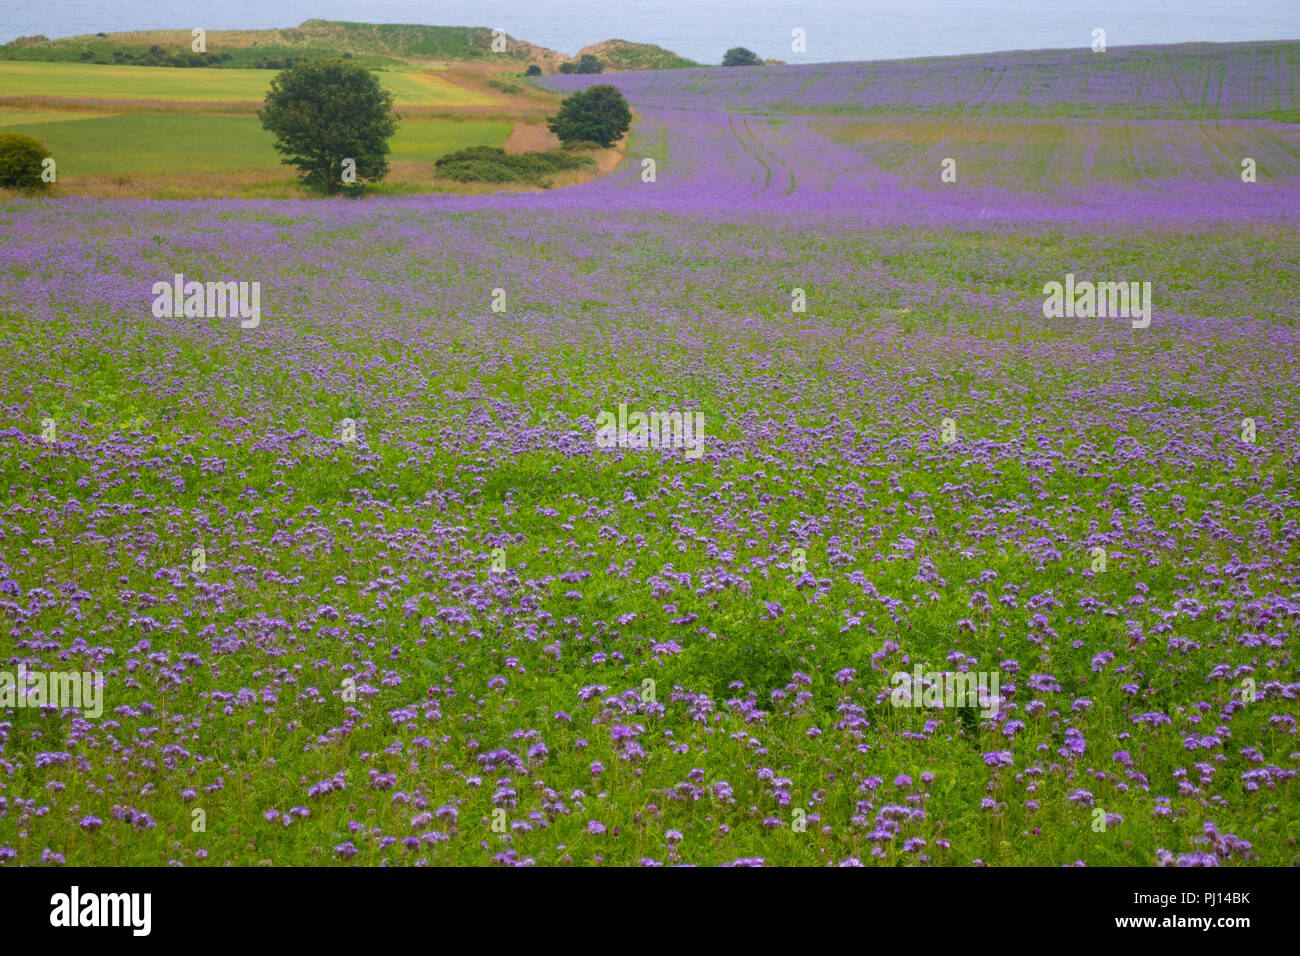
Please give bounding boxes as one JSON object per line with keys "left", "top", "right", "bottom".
{"left": 577, "top": 39, "right": 698, "bottom": 71}
{"left": 0, "top": 21, "right": 695, "bottom": 73}
{"left": 0, "top": 22, "right": 560, "bottom": 70}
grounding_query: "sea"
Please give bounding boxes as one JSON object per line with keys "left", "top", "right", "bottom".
{"left": 1, "top": 0, "right": 1297, "bottom": 64}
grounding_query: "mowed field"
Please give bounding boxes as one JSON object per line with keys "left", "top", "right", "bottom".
{"left": 0, "top": 41, "right": 1297, "bottom": 869}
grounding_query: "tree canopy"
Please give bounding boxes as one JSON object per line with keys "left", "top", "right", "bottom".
{"left": 722, "top": 47, "right": 762, "bottom": 66}
{"left": 546, "top": 84, "right": 632, "bottom": 149}
{"left": 258, "top": 59, "right": 398, "bottom": 194}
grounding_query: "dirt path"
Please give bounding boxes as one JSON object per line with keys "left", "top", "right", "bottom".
{"left": 503, "top": 123, "right": 562, "bottom": 153}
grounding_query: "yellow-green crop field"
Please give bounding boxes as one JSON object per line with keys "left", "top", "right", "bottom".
{"left": 0, "top": 110, "right": 511, "bottom": 176}
{"left": 0, "top": 61, "right": 500, "bottom": 106}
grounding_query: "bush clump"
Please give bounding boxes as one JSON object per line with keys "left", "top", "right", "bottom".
{"left": 559, "top": 54, "right": 605, "bottom": 74}
{"left": 108, "top": 44, "right": 231, "bottom": 67}
{"left": 0, "top": 132, "right": 52, "bottom": 190}
{"left": 722, "top": 47, "right": 762, "bottom": 67}
{"left": 255, "top": 56, "right": 311, "bottom": 70}
{"left": 434, "top": 146, "right": 594, "bottom": 186}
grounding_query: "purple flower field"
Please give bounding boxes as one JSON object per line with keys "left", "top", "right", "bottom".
{"left": 0, "top": 40, "right": 1297, "bottom": 867}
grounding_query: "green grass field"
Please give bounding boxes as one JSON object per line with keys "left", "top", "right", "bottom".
{"left": 4, "top": 110, "right": 511, "bottom": 176}
{"left": 386, "top": 118, "right": 512, "bottom": 165}
{"left": 0, "top": 107, "right": 109, "bottom": 126}
{"left": 0, "top": 61, "right": 500, "bottom": 105}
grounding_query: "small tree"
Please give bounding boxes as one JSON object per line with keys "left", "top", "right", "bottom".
{"left": 546, "top": 84, "right": 631, "bottom": 149}
{"left": 525, "top": 64, "right": 541, "bottom": 76}
{"left": 258, "top": 59, "right": 398, "bottom": 195}
{"left": 575, "top": 54, "right": 605, "bottom": 74}
{"left": 722, "top": 47, "right": 762, "bottom": 66}
{"left": 0, "top": 132, "right": 52, "bottom": 190}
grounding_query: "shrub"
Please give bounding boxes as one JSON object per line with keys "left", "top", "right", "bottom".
{"left": 256, "top": 57, "right": 310, "bottom": 70}
{"left": 0, "top": 132, "right": 52, "bottom": 190}
{"left": 722, "top": 47, "right": 762, "bottom": 66}
{"left": 258, "top": 59, "right": 397, "bottom": 195}
{"left": 546, "top": 84, "right": 631, "bottom": 149}
{"left": 525, "top": 64, "right": 541, "bottom": 76}
{"left": 574, "top": 54, "right": 605, "bottom": 74}
{"left": 97, "top": 46, "right": 231, "bottom": 68}
{"left": 434, "top": 146, "right": 593, "bottom": 186}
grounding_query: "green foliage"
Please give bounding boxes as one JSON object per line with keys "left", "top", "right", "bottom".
{"left": 525, "top": 64, "right": 541, "bottom": 76}
{"left": 253, "top": 56, "right": 314, "bottom": 70}
{"left": 433, "top": 145, "right": 593, "bottom": 186}
{"left": 258, "top": 59, "right": 398, "bottom": 195}
{"left": 722, "top": 46, "right": 763, "bottom": 66}
{"left": 546, "top": 84, "right": 632, "bottom": 148}
{"left": 73, "top": 46, "right": 233, "bottom": 67}
{"left": 107, "top": 44, "right": 232, "bottom": 68}
{"left": 0, "top": 131, "right": 51, "bottom": 189}
{"left": 575, "top": 53, "right": 605, "bottom": 74}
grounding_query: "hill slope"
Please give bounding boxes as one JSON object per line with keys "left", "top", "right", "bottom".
{"left": 576, "top": 39, "right": 697, "bottom": 71}
{"left": 0, "top": 21, "right": 694, "bottom": 73}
